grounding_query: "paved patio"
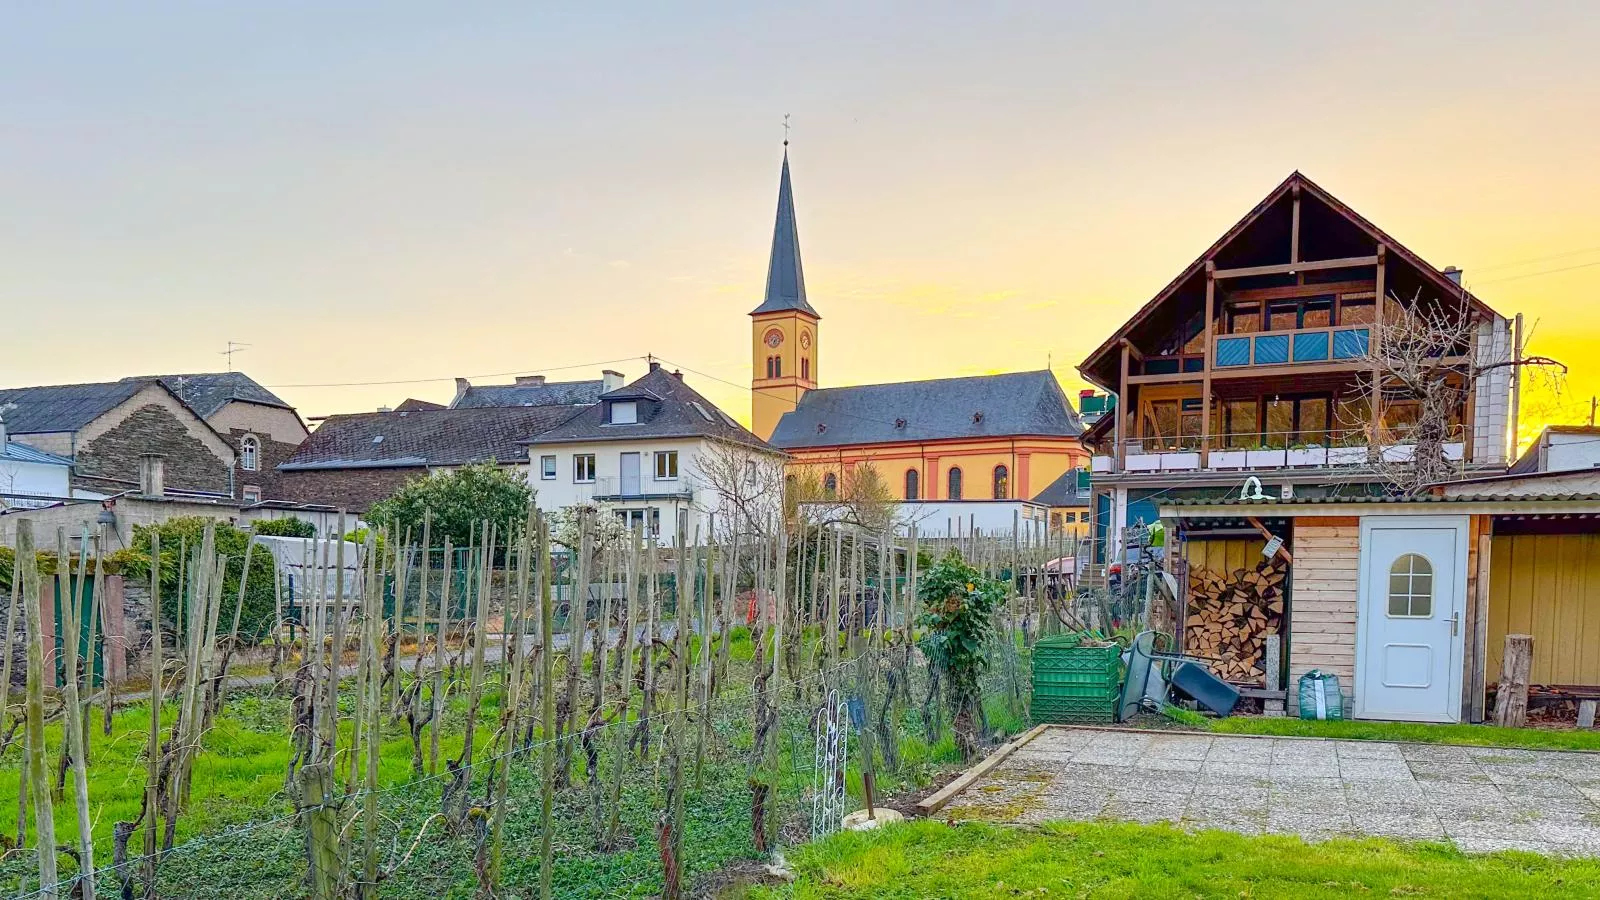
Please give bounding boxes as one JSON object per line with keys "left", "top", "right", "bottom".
{"left": 941, "top": 727, "right": 1600, "bottom": 856}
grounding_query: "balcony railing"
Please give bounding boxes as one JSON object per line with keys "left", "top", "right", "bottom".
{"left": 1213, "top": 325, "right": 1370, "bottom": 369}
{"left": 1090, "top": 425, "right": 1467, "bottom": 475}
{"left": 591, "top": 475, "right": 698, "bottom": 501}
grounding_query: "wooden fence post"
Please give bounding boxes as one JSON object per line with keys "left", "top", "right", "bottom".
{"left": 299, "top": 762, "right": 341, "bottom": 900}
{"left": 1492, "top": 633, "right": 1533, "bottom": 728}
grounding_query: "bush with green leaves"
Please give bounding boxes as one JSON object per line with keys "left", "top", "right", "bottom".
{"left": 126, "top": 518, "right": 280, "bottom": 643}
{"left": 252, "top": 516, "right": 316, "bottom": 538}
{"left": 916, "top": 549, "right": 1005, "bottom": 759}
{"left": 367, "top": 462, "right": 532, "bottom": 548}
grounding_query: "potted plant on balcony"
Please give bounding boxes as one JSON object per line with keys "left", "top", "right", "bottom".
{"left": 1209, "top": 443, "right": 1249, "bottom": 470}
{"left": 1285, "top": 442, "right": 1326, "bottom": 467}
{"left": 1246, "top": 442, "right": 1287, "bottom": 468}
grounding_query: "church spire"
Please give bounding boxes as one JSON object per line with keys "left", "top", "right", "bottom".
{"left": 750, "top": 142, "right": 819, "bottom": 318}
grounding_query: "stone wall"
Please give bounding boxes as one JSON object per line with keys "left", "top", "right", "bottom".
{"left": 223, "top": 426, "right": 301, "bottom": 501}
{"left": 76, "top": 403, "right": 233, "bottom": 495}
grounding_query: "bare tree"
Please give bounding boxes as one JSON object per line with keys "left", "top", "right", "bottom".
{"left": 1352, "top": 290, "right": 1563, "bottom": 493}
{"left": 787, "top": 462, "right": 899, "bottom": 533}
{"left": 695, "top": 439, "right": 787, "bottom": 538}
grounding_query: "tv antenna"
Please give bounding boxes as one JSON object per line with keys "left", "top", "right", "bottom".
{"left": 220, "top": 341, "right": 251, "bottom": 371}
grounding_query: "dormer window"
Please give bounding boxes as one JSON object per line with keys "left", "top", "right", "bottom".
{"left": 610, "top": 400, "right": 638, "bottom": 425}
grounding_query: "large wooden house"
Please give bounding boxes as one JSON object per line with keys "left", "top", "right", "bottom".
{"left": 1078, "top": 172, "right": 1515, "bottom": 562}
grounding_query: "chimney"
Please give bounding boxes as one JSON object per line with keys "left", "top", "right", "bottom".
{"left": 1443, "top": 266, "right": 1463, "bottom": 285}
{"left": 671, "top": 369, "right": 683, "bottom": 380}
{"left": 649, "top": 361, "right": 662, "bottom": 373}
{"left": 377, "top": 405, "right": 393, "bottom": 413}
{"left": 602, "top": 369, "right": 625, "bottom": 392}
{"left": 0, "top": 412, "right": 7, "bottom": 447}
{"left": 139, "top": 454, "right": 166, "bottom": 498}
{"left": 514, "top": 375, "right": 547, "bottom": 386}
{"left": 451, "top": 377, "right": 471, "bottom": 407}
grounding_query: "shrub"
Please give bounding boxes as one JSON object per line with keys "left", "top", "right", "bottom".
{"left": 130, "top": 518, "right": 279, "bottom": 642}
{"left": 254, "top": 516, "right": 317, "bottom": 538}
{"left": 367, "top": 462, "right": 532, "bottom": 548}
{"left": 917, "top": 550, "right": 1005, "bottom": 759}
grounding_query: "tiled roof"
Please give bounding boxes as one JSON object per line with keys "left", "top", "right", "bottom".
{"left": 523, "top": 367, "right": 777, "bottom": 451}
{"left": 280, "top": 405, "right": 582, "bottom": 471}
{"left": 0, "top": 439, "right": 73, "bottom": 467}
{"left": 134, "top": 373, "right": 293, "bottom": 419}
{"left": 1031, "top": 468, "right": 1091, "bottom": 508}
{"left": 0, "top": 380, "right": 150, "bottom": 434}
{"left": 769, "top": 370, "right": 1083, "bottom": 450}
{"left": 452, "top": 380, "right": 606, "bottom": 409}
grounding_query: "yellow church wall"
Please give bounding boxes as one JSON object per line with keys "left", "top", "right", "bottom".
{"left": 785, "top": 436, "right": 1086, "bottom": 503}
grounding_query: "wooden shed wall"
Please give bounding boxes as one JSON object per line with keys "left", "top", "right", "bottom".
{"left": 1287, "top": 520, "right": 1359, "bottom": 715}
{"left": 1487, "top": 532, "right": 1600, "bottom": 686}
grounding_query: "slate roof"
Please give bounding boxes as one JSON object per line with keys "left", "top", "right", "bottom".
{"left": 1030, "top": 468, "right": 1091, "bottom": 508}
{"left": 0, "top": 439, "right": 73, "bottom": 467}
{"left": 279, "top": 405, "right": 583, "bottom": 471}
{"left": 131, "top": 373, "right": 293, "bottom": 419}
{"left": 523, "top": 367, "right": 778, "bottom": 451}
{"left": 768, "top": 371, "right": 1083, "bottom": 450}
{"left": 749, "top": 151, "right": 818, "bottom": 318}
{"left": 452, "top": 380, "right": 606, "bottom": 409}
{"left": 394, "top": 398, "right": 445, "bottom": 412}
{"left": 0, "top": 380, "right": 151, "bottom": 434}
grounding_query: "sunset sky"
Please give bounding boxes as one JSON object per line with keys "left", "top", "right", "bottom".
{"left": 4, "top": 3, "right": 1599, "bottom": 438}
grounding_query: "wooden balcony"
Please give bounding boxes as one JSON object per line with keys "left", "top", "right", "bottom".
{"left": 1212, "top": 324, "right": 1371, "bottom": 371}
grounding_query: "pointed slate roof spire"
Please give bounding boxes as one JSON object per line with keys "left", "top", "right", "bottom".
{"left": 750, "top": 147, "right": 819, "bottom": 318}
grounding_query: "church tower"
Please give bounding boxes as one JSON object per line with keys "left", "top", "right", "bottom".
{"left": 750, "top": 146, "right": 819, "bottom": 441}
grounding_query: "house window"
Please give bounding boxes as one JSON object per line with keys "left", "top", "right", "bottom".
{"left": 240, "top": 436, "right": 260, "bottom": 472}
{"left": 947, "top": 467, "right": 963, "bottom": 501}
{"left": 610, "top": 400, "right": 638, "bottom": 425}
{"left": 904, "top": 468, "right": 919, "bottom": 500}
{"left": 765, "top": 356, "right": 783, "bottom": 379}
{"left": 992, "top": 465, "right": 1008, "bottom": 499}
{"left": 823, "top": 472, "right": 838, "bottom": 497}
{"left": 574, "top": 454, "right": 596, "bottom": 483}
{"left": 241, "top": 486, "right": 261, "bottom": 503}
{"left": 745, "top": 461, "right": 758, "bottom": 485}
{"left": 801, "top": 357, "right": 810, "bottom": 380}
{"left": 540, "top": 455, "right": 557, "bottom": 480}
{"left": 655, "top": 451, "right": 679, "bottom": 480}
{"left": 1387, "top": 553, "right": 1434, "bottom": 617}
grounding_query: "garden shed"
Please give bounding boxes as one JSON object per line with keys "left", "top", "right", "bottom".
{"left": 1161, "top": 484, "right": 1600, "bottom": 723}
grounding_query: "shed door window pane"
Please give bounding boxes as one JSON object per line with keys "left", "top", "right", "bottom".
{"left": 1387, "top": 553, "right": 1434, "bottom": 617}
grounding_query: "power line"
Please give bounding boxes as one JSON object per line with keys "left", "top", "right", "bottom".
{"left": 267, "top": 356, "right": 648, "bottom": 390}
{"left": 1469, "top": 245, "right": 1600, "bottom": 274}
{"left": 1474, "top": 259, "right": 1600, "bottom": 286}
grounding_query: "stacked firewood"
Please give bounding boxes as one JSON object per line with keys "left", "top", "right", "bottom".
{"left": 1184, "top": 559, "right": 1287, "bottom": 684}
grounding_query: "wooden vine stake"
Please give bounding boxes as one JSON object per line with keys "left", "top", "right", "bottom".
{"left": 537, "top": 515, "right": 556, "bottom": 900}
{"left": 58, "top": 528, "right": 96, "bottom": 900}
{"left": 17, "top": 522, "right": 57, "bottom": 896}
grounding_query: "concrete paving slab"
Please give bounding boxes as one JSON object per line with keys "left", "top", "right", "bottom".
{"left": 937, "top": 727, "right": 1600, "bottom": 858}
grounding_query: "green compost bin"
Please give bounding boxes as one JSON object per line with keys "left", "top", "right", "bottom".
{"left": 1030, "top": 636, "right": 1122, "bottom": 724}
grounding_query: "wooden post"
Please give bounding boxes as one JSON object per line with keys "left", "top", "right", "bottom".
{"left": 1201, "top": 261, "right": 1215, "bottom": 468}
{"left": 18, "top": 521, "right": 58, "bottom": 897}
{"left": 1492, "top": 633, "right": 1533, "bottom": 728}
{"left": 537, "top": 517, "right": 555, "bottom": 900}
{"left": 1370, "top": 245, "right": 1387, "bottom": 446}
{"left": 1117, "top": 342, "right": 1131, "bottom": 471}
{"left": 299, "top": 762, "right": 340, "bottom": 900}
{"left": 1289, "top": 184, "right": 1301, "bottom": 265}
{"left": 1510, "top": 312, "right": 1524, "bottom": 459}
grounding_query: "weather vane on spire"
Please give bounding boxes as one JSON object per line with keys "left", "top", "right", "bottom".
{"left": 783, "top": 113, "right": 791, "bottom": 148}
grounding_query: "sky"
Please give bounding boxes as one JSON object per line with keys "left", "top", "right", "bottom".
{"left": 3, "top": 2, "right": 1599, "bottom": 436}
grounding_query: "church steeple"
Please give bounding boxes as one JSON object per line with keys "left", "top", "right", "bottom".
{"left": 749, "top": 149, "right": 819, "bottom": 318}
{"left": 750, "top": 142, "right": 819, "bottom": 441}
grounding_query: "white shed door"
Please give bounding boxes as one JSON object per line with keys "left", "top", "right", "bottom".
{"left": 1356, "top": 516, "right": 1467, "bottom": 722}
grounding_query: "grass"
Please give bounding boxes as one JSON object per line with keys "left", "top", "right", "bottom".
{"left": 1201, "top": 715, "right": 1600, "bottom": 752}
{"left": 739, "top": 819, "right": 1600, "bottom": 899}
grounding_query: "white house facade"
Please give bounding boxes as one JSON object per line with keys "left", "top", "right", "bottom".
{"left": 0, "top": 420, "right": 72, "bottom": 509}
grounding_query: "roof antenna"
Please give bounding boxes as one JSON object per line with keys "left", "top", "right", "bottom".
{"left": 782, "top": 113, "right": 791, "bottom": 150}
{"left": 220, "top": 340, "right": 250, "bottom": 372}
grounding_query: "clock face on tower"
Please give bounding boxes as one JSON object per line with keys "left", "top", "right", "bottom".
{"left": 764, "top": 328, "right": 784, "bottom": 348}
{"left": 800, "top": 330, "right": 812, "bottom": 350}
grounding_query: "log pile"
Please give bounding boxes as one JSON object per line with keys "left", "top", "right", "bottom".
{"left": 1184, "top": 559, "right": 1287, "bottom": 684}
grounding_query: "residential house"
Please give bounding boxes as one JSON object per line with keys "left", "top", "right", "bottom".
{"left": 0, "top": 379, "right": 238, "bottom": 498}
{"left": 1509, "top": 425, "right": 1600, "bottom": 475}
{"left": 744, "top": 146, "right": 1090, "bottom": 537}
{"left": 142, "top": 373, "right": 310, "bottom": 503}
{"left": 0, "top": 455, "right": 242, "bottom": 550}
{"left": 523, "top": 364, "right": 786, "bottom": 543}
{"left": 1079, "top": 172, "right": 1514, "bottom": 564}
{"left": 0, "top": 414, "right": 72, "bottom": 509}
{"left": 273, "top": 405, "right": 579, "bottom": 514}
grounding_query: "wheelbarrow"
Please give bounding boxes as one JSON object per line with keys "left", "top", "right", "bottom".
{"left": 1117, "top": 630, "right": 1240, "bottom": 721}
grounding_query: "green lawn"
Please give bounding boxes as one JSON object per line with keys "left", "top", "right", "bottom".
{"left": 740, "top": 819, "right": 1600, "bottom": 899}
{"left": 1201, "top": 716, "right": 1600, "bottom": 752}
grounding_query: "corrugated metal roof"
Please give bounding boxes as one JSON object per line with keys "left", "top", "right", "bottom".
{"left": 749, "top": 151, "right": 818, "bottom": 318}
{"left": 1164, "top": 493, "right": 1600, "bottom": 507}
{"left": 0, "top": 440, "right": 72, "bottom": 467}
{"left": 769, "top": 370, "right": 1084, "bottom": 450}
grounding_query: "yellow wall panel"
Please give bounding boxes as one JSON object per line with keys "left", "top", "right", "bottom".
{"left": 1487, "top": 533, "right": 1600, "bottom": 686}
